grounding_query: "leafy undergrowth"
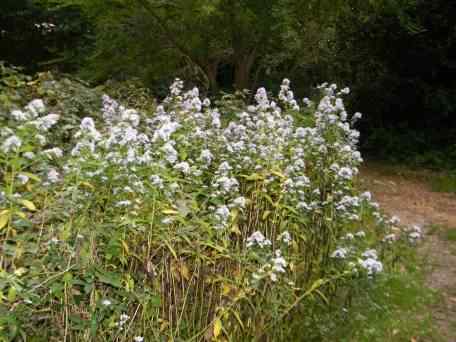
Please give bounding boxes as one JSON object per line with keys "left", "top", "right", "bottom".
{"left": 0, "top": 75, "right": 423, "bottom": 341}
{"left": 430, "top": 174, "right": 456, "bottom": 194}
{"left": 319, "top": 245, "right": 442, "bottom": 342}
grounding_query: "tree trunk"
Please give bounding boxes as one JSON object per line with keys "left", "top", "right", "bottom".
{"left": 205, "top": 60, "right": 219, "bottom": 93}
{"left": 233, "top": 50, "right": 257, "bottom": 90}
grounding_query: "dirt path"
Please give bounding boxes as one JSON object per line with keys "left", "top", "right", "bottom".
{"left": 360, "top": 165, "right": 456, "bottom": 341}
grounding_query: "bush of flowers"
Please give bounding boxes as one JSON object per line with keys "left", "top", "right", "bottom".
{"left": 0, "top": 79, "right": 418, "bottom": 341}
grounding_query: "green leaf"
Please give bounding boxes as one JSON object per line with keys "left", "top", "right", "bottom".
{"left": 95, "top": 269, "right": 122, "bottom": 288}
{"left": 8, "top": 287, "right": 17, "bottom": 302}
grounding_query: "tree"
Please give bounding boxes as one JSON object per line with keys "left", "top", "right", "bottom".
{"left": 0, "top": 0, "right": 90, "bottom": 72}
{"left": 37, "top": 0, "right": 346, "bottom": 92}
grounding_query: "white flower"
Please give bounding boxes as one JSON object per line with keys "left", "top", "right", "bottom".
{"left": 246, "top": 231, "right": 272, "bottom": 248}
{"left": 360, "top": 191, "right": 372, "bottom": 201}
{"left": 362, "top": 249, "right": 378, "bottom": 260}
{"left": 49, "top": 237, "right": 59, "bottom": 245}
{"left": 35, "top": 113, "right": 60, "bottom": 131}
{"left": 302, "top": 98, "right": 312, "bottom": 107}
{"left": 36, "top": 134, "right": 47, "bottom": 146}
{"left": 116, "top": 200, "right": 132, "bottom": 207}
{"left": 411, "top": 224, "right": 422, "bottom": 234}
{"left": 352, "top": 112, "right": 362, "bottom": 123}
{"left": 174, "top": 161, "right": 191, "bottom": 175}
{"left": 390, "top": 215, "right": 401, "bottom": 225}
{"left": 359, "top": 258, "right": 383, "bottom": 276}
{"left": 44, "top": 147, "right": 63, "bottom": 159}
{"left": 102, "top": 299, "right": 112, "bottom": 306}
{"left": 23, "top": 152, "right": 35, "bottom": 159}
{"left": 46, "top": 169, "right": 60, "bottom": 184}
{"left": 134, "top": 337, "right": 144, "bottom": 342}
{"left": 340, "top": 87, "right": 350, "bottom": 95}
{"left": 81, "top": 117, "right": 96, "bottom": 131}
{"left": 277, "top": 231, "right": 292, "bottom": 245}
{"left": 214, "top": 205, "right": 230, "bottom": 228}
{"left": 26, "top": 99, "right": 45, "bottom": 117}
{"left": 338, "top": 167, "right": 353, "bottom": 180}
{"left": 271, "top": 250, "right": 287, "bottom": 274}
{"left": 149, "top": 175, "right": 164, "bottom": 189}
{"left": 161, "top": 142, "right": 178, "bottom": 164}
{"left": 232, "top": 196, "right": 246, "bottom": 208}
{"left": 154, "top": 121, "right": 180, "bottom": 142}
{"left": 10, "top": 109, "right": 29, "bottom": 121}
{"left": 17, "top": 174, "right": 29, "bottom": 185}
{"left": 116, "top": 313, "right": 130, "bottom": 329}
{"left": 122, "top": 109, "right": 140, "bottom": 126}
{"left": 199, "top": 149, "right": 213, "bottom": 165}
{"left": 331, "top": 247, "right": 348, "bottom": 259}
{"left": 408, "top": 225, "right": 422, "bottom": 242}
{"left": 217, "top": 161, "right": 232, "bottom": 174}
{"left": 408, "top": 232, "right": 421, "bottom": 242}
{"left": 214, "top": 176, "right": 239, "bottom": 193}
{"left": 355, "top": 231, "right": 366, "bottom": 238}
{"left": 383, "top": 233, "right": 396, "bottom": 243}
{"left": 1, "top": 135, "right": 22, "bottom": 153}
{"left": 344, "top": 233, "right": 354, "bottom": 240}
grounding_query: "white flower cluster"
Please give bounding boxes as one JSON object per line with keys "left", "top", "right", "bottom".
{"left": 407, "top": 224, "right": 422, "bottom": 243}
{"left": 279, "top": 79, "right": 300, "bottom": 110}
{"left": 331, "top": 247, "right": 349, "bottom": 259}
{"left": 247, "top": 231, "right": 272, "bottom": 248}
{"left": 2, "top": 100, "right": 51, "bottom": 154}
{"left": 34, "top": 22, "right": 57, "bottom": 34}
{"left": 115, "top": 313, "right": 130, "bottom": 330}
{"left": 253, "top": 249, "right": 288, "bottom": 283}
{"left": 358, "top": 248, "right": 383, "bottom": 276}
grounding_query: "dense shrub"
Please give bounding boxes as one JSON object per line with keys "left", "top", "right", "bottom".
{"left": 0, "top": 79, "right": 418, "bottom": 340}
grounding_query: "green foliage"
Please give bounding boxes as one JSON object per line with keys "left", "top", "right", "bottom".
{"left": 0, "top": 77, "right": 419, "bottom": 340}
{"left": 326, "top": 0, "right": 456, "bottom": 168}
{"left": 444, "top": 229, "right": 456, "bottom": 242}
{"left": 0, "top": 1, "right": 91, "bottom": 72}
{"left": 36, "top": 0, "right": 351, "bottom": 92}
{"left": 322, "top": 265, "right": 441, "bottom": 341}
{"left": 430, "top": 173, "right": 456, "bottom": 193}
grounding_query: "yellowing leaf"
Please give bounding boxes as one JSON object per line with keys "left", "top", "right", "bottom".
{"left": 162, "top": 209, "right": 179, "bottom": 215}
{"left": 271, "top": 170, "right": 285, "bottom": 178}
{"left": 80, "top": 181, "right": 94, "bottom": 190}
{"left": 222, "top": 284, "right": 232, "bottom": 296}
{"left": 241, "top": 173, "right": 264, "bottom": 181}
{"left": 230, "top": 224, "right": 241, "bottom": 236}
{"left": 20, "top": 199, "right": 36, "bottom": 211}
{"left": 159, "top": 319, "right": 169, "bottom": 332}
{"left": 14, "top": 267, "right": 27, "bottom": 276}
{"left": 0, "top": 211, "right": 10, "bottom": 229}
{"left": 121, "top": 240, "right": 130, "bottom": 254}
{"left": 213, "top": 318, "right": 222, "bottom": 339}
{"left": 15, "top": 210, "right": 26, "bottom": 219}
{"left": 179, "top": 262, "right": 190, "bottom": 281}
{"left": 164, "top": 240, "right": 178, "bottom": 260}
